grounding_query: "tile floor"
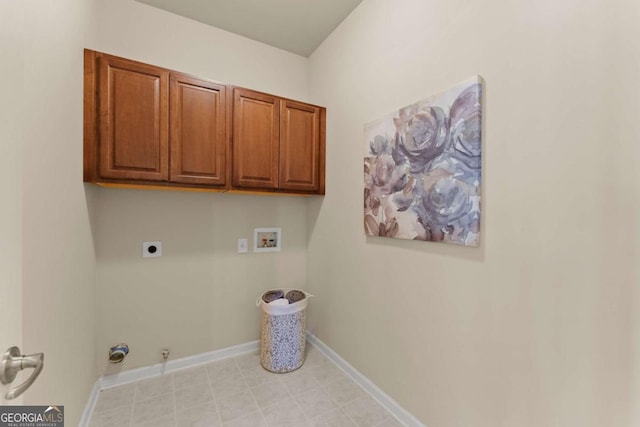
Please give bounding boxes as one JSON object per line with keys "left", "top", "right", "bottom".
{"left": 89, "top": 345, "right": 404, "bottom": 427}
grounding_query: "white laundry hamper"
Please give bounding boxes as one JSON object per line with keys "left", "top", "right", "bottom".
{"left": 257, "top": 289, "right": 311, "bottom": 373}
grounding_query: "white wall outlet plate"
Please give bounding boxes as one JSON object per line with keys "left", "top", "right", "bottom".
{"left": 143, "top": 241, "right": 162, "bottom": 258}
{"left": 237, "top": 238, "right": 248, "bottom": 254}
{"left": 254, "top": 228, "right": 281, "bottom": 253}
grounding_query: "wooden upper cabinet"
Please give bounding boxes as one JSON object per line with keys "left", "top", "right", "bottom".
{"left": 279, "top": 100, "right": 322, "bottom": 192}
{"left": 98, "top": 55, "right": 169, "bottom": 181}
{"left": 85, "top": 50, "right": 325, "bottom": 195}
{"left": 231, "top": 87, "right": 326, "bottom": 194}
{"left": 232, "top": 88, "right": 280, "bottom": 189}
{"left": 170, "top": 74, "right": 227, "bottom": 186}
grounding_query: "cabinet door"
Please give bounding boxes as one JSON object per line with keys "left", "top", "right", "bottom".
{"left": 98, "top": 55, "right": 169, "bottom": 181}
{"left": 232, "top": 88, "right": 279, "bottom": 189}
{"left": 170, "top": 74, "right": 227, "bottom": 186}
{"left": 279, "top": 100, "right": 322, "bottom": 192}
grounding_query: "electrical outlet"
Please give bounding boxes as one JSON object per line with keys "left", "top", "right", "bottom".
{"left": 237, "top": 238, "right": 248, "bottom": 254}
{"left": 143, "top": 241, "right": 162, "bottom": 258}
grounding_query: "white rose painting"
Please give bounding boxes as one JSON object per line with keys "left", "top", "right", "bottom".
{"left": 364, "top": 76, "right": 482, "bottom": 246}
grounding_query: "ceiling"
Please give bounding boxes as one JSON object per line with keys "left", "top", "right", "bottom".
{"left": 134, "top": 0, "right": 364, "bottom": 57}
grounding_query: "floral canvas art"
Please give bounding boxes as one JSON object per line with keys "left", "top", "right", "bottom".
{"left": 364, "top": 76, "right": 482, "bottom": 246}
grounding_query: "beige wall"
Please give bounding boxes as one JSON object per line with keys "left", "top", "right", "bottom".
{"left": 16, "top": 0, "right": 98, "bottom": 425}
{"left": 307, "top": 0, "right": 640, "bottom": 426}
{"left": 94, "top": 190, "right": 308, "bottom": 373}
{"left": 0, "top": 0, "right": 24, "bottom": 406}
{"left": 613, "top": 1, "right": 640, "bottom": 425}
{"left": 5, "top": 0, "right": 637, "bottom": 425}
{"left": 91, "top": 0, "right": 309, "bottom": 101}
{"left": 88, "top": 0, "right": 311, "bottom": 374}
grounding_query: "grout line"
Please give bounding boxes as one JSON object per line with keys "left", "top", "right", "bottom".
{"left": 316, "top": 378, "right": 359, "bottom": 426}
{"left": 289, "top": 394, "right": 308, "bottom": 424}
{"left": 205, "top": 366, "right": 224, "bottom": 427}
{"left": 88, "top": 337, "right": 419, "bottom": 427}
{"left": 127, "top": 390, "right": 135, "bottom": 427}
{"left": 340, "top": 399, "right": 361, "bottom": 427}
{"left": 283, "top": 373, "right": 311, "bottom": 425}
{"left": 240, "top": 362, "right": 270, "bottom": 425}
{"left": 171, "top": 380, "right": 177, "bottom": 427}
{"left": 246, "top": 384, "right": 268, "bottom": 426}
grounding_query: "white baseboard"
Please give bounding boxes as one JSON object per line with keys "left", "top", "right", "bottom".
{"left": 306, "top": 332, "right": 426, "bottom": 427}
{"left": 78, "top": 381, "right": 100, "bottom": 427}
{"left": 79, "top": 340, "right": 259, "bottom": 426}
{"left": 99, "top": 340, "right": 259, "bottom": 390}
{"left": 81, "top": 336, "right": 424, "bottom": 427}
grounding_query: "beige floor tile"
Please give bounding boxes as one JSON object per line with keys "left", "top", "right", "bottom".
{"left": 205, "top": 358, "right": 239, "bottom": 381}
{"left": 323, "top": 378, "right": 366, "bottom": 406}
{"left": 176, "top": 402, "right": 221, "bottom": 427}
{"left": 135, "top": 375, "right": 174, "bottom": 401}
{"left": 133, "top": 414, "right": 176, "bottom": 427}
{"left": 132, "top": 392, "right": 175, "bottom": 425}
{"left": 281, "top": 369, "right": 321, "bottom": 395}
{"left": 175, "top": 382, "right": 215, "bottom": 410}
{"left": 90, "top": 344, "right": 404, "bottom": 427}
{"left": 174, "top": 367, "right": 209, "bottom": 391}
{"left": 341, "top": 396, "right": 390, "bottom": 427}
{"left": 222, "top": 409, "right": 267, "bottom": 427}
{"left": 250, "top": 381, "right": 291, "bottom": 409}
{"left": 216, "top": 390, "right": 259, "bottom": 422}
{"left": 241, "top": 365, "right": 280, "bottom": 388}
{"left": 295, "top": 386, "right": 338, "bottom": 419}
{"left": 309, "top": 363, "right": 347, "bottom": 387}
{"left": 89, "top": 405, "right": 132, "bottom": 427}
{"left": 374, "top": 414, "right": 405, "bottom": 427}
{"left": 210, "top": 371, "right": 248, "bottom": 400}
{"left": 93, "top": 384, "right": 136, "bottom": 413}
{"left": 233, "top": 352, "right": 261, "bottom": 371}
{"left": 262, "top": 402, "right": 308, "bottom": 427}
{"left": 304, "top": 347, "right": 332, "bottom": 367}
{"left": 308, "top": 408, "right": 357, "bottom": 427}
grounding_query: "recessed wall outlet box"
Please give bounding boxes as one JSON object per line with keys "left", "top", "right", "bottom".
{"left": 237, "top": 238, "right": 248, "bottom": 254}
{"left": 254, "top": 228, "right": 281, "bottom": 253}
{"left": 143, "top": 241, "right": 162, "bottom": 258}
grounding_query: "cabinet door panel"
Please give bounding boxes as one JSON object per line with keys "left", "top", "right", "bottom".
{"left": 279, "top": 100, "right": 321, "bottom": 192}
{"left": 232, "top": 88, "right": 279, "bottom": 189}
{"left": 170, "top": 74, "right": 226, "bottom": 186}
{"left": 98, "top": 56, "right": 168, "bottom": 181}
